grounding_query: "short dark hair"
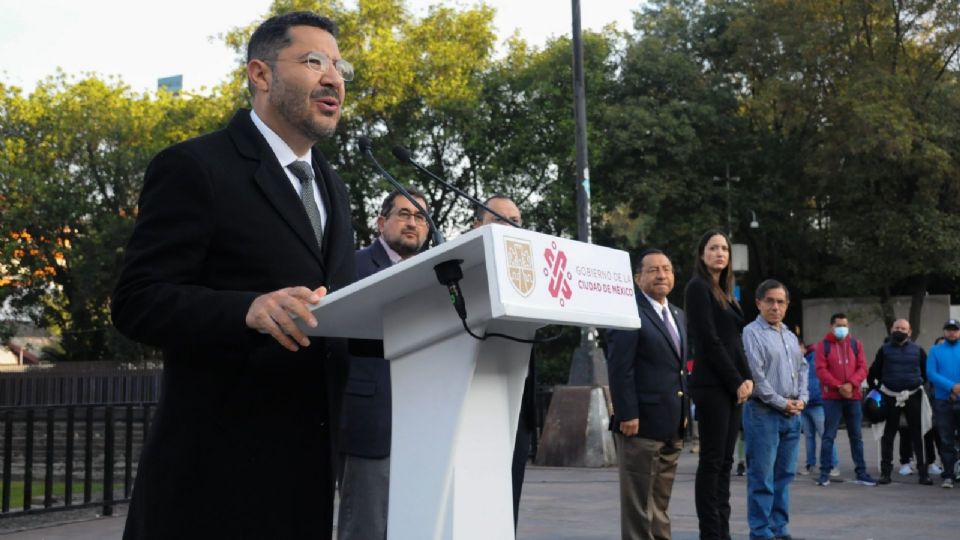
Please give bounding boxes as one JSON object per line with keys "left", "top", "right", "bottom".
{"left": 755, "top": 279, "right": 789, "bottom": 302}
{"left": 247, "top": 11, "right": 338, "bottom": 95}
{"left": 635, "top": 248, "right": 667, "bottom": 271}
{"left": 473, "top": 194, "right": 515, "bottom": 222}
{"left": 380, "top": 188, "right": 428, "bottom": 217}
{"left": 830, "top": 312, "right": 847, "bottom": 324}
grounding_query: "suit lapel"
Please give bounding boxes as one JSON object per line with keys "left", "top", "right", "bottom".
{"left": 314, "top": 149, "right": 351, "bottom": 279}
{"left": 640, "top": 298, "right": 682, "bottom": 362}
{"left": 229, "top": 110, "right": 326, "bottom": 269}
{"left": 369, "top": 239, "right": 393, "bottom": 271}
{"left": 253, "top": 157, "right": 327, "bottom": 269}
{"left": 313, "top": 166, "right": 332, "bottom": 251}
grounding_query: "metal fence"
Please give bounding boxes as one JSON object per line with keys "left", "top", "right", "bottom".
{"left": 0, "top": 362, "right": 162, "bottom": 407}
{"left": 0, "top": 402, "right": 155, "bottom": 518}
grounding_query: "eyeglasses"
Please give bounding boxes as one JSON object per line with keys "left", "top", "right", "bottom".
{"left": 388, "top": 208, "right": 428, "bottom": 225}
{"left": 279, "top": 52, "right": 354, "bottom": 82}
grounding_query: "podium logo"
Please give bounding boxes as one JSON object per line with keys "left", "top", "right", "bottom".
{"left": 544, "top": 241, "right": 573, "bottom": 306}
{"left": 504, "top": 237, "right": 535, "bottom": 297}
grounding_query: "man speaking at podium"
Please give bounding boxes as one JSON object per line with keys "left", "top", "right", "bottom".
{"left": 112, "top": 11, "right": 356, "bottom": 539}
{"left": 338, "top": 189, "right": 431, "bottom": 540}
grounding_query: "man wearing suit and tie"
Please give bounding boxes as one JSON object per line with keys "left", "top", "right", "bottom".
{"left": 338, "top": 188, "right": 430, "bottom": 540}
{"left": 112, "top": 12, "right": 356, "bottom": 539}
{"left": 606, "top": 248, "right": 688, "bottom": 540}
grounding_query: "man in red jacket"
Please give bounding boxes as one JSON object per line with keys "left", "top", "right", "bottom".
{"left": 814, "top": 313, "right": 878, "bottom": 487}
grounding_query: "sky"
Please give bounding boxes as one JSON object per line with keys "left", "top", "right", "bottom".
{"left": 0, "top": 0, "right": 642, "bottom": 94}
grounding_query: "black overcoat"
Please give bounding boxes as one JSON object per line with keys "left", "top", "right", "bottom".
{"left": 112, "top": 109, "right": 355, "bottom": 539}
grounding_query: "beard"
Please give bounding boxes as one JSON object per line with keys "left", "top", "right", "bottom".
{"left": 387, "top": 232, "right": 422, "bottom": 257}
{"left": 269, "top": 71, "right": 339, "bottom": 140}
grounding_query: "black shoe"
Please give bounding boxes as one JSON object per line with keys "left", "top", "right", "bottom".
{"left": 736, "top": 461, "right": 745, "bottom": 476}
{"left": 919, "top": 474, "right": 934, "bottom": 486}
{"left": 878, "top": 473, "right": 892, "bottom": 485}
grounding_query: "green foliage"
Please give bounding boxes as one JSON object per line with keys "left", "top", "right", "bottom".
{"left": 0, "top": 74, "right": 232, "bottom": 361}
{"left": 716, "top": 0, "right": 960, "bottom": 337}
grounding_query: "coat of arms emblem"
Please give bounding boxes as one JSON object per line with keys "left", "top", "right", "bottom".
{"left": 504, "top": 237, "right": 535, "bottom": 297}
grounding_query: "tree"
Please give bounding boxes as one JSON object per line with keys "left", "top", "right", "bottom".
{"left": 0, "top": 74, "right": 232, "bottom": 360}
{"left": 720, "top": 0, "right": 960, "bottom": 339}
{"left": 590, "top": 0, "right": 748, "bottom": 286}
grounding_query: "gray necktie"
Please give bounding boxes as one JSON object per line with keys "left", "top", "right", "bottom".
{"left": 662, "top": 306, "right": 681, "bottom": 357}
{"left": 287, "top": 160, "right": 324, "bottom": 248}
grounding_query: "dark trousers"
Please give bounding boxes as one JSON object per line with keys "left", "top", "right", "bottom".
{"left": 881, "top": 392, "right": 925, "bottom": 476}
{"left": 821, "top": 398, "right": 867, "bottom": 477}
{"left": 900, "top": 427, "right": 941, "bottom": 466}
{"left": 691, "top": 387, "right": 741, "bottom": 540}
{"left": 337, "top": 455, "right": 389, "bottom": 540}
{"left": 934, "top": 399, "right": 960, "bottom": 479}
{"left": 898, "top": 423, "right": 942, "bottom": 467}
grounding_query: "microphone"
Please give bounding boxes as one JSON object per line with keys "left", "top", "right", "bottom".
{"left": 358, "top": 136, "right": 445, "bottom": 246}
{"left": 391, "top": 145, "right": 521, "bottom": 228}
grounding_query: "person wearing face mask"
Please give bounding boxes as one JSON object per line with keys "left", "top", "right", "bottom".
{"left": 926, "top": 319, "right": 960, "bottom": 488}
{"left": 814, "top": 313, "right": 877, "bottom": 487}
{"left": 867, "top": 319, "right": 932, "bottom": 486}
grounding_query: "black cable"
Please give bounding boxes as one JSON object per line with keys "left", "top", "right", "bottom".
{"left": 447, "top": 277, "right": 561, "bottom": 344}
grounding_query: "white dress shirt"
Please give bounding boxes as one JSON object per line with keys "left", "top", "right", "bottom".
{"left": 250, "top": 110, "right": 327, "bottom": 230}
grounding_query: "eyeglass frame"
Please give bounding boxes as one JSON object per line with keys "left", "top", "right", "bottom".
{"left": 275, "top": 51, "right": 355, "bottom": 82}
{"left": 385, "top": 208, "right": 428, "bottom": 226}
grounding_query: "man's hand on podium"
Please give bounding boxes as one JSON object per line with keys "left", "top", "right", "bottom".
{"left": 246, "top": 286, "right": 325, "bottom": 351}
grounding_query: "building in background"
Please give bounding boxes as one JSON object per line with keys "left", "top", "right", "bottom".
{"left": 157, "top": 75, "right": 183, "bottom": 95}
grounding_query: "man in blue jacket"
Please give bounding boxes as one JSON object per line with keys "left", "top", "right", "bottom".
{"left": 338, "top": 189, "right": 430, "bottom": 539}
{"left": 927, "top": 318, "right": 960, "bottom": 489}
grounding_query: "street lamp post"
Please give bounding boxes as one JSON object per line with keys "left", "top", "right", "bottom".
{"left": 534, "top": 0, "right": 617, "bottom": 470}
{"left": 567, "top": 0, "right": 603, "bottom": 387}
{"left": 713, "top": 164, "right": 740, "bottom": 238}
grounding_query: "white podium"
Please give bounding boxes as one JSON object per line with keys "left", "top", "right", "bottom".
{"left": 301, "top": 226, "right": 640, "bottom": 540}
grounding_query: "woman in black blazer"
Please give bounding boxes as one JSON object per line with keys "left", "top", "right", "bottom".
{"left": 685, "top": 229, "right": 754, "bottom": 540}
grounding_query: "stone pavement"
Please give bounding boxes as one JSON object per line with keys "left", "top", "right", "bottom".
{"left": 2, "top": 430, "right": 958, "bottom": 539}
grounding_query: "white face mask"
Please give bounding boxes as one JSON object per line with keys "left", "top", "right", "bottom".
{"left": 833, "top": 326, "right": 849, "bottom": 340}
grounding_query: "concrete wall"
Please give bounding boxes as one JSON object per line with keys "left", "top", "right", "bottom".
{"left": 801, "top": 295, "right": 951, "bottom": 362}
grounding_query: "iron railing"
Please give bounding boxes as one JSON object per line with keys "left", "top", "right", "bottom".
{"left": 0, "top": 402, "right": 155, "bottom": 518}
{"left": 0, "top": 362, "right": 162, "bottom": 407}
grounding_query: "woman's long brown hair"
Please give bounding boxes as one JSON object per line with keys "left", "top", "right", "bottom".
{"left": 693, "top": 228, "right": 737, "bottom": 307}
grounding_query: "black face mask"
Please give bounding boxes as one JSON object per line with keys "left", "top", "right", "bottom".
{"left": 891, "top": 331, "right": 908, "bottom": 343}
